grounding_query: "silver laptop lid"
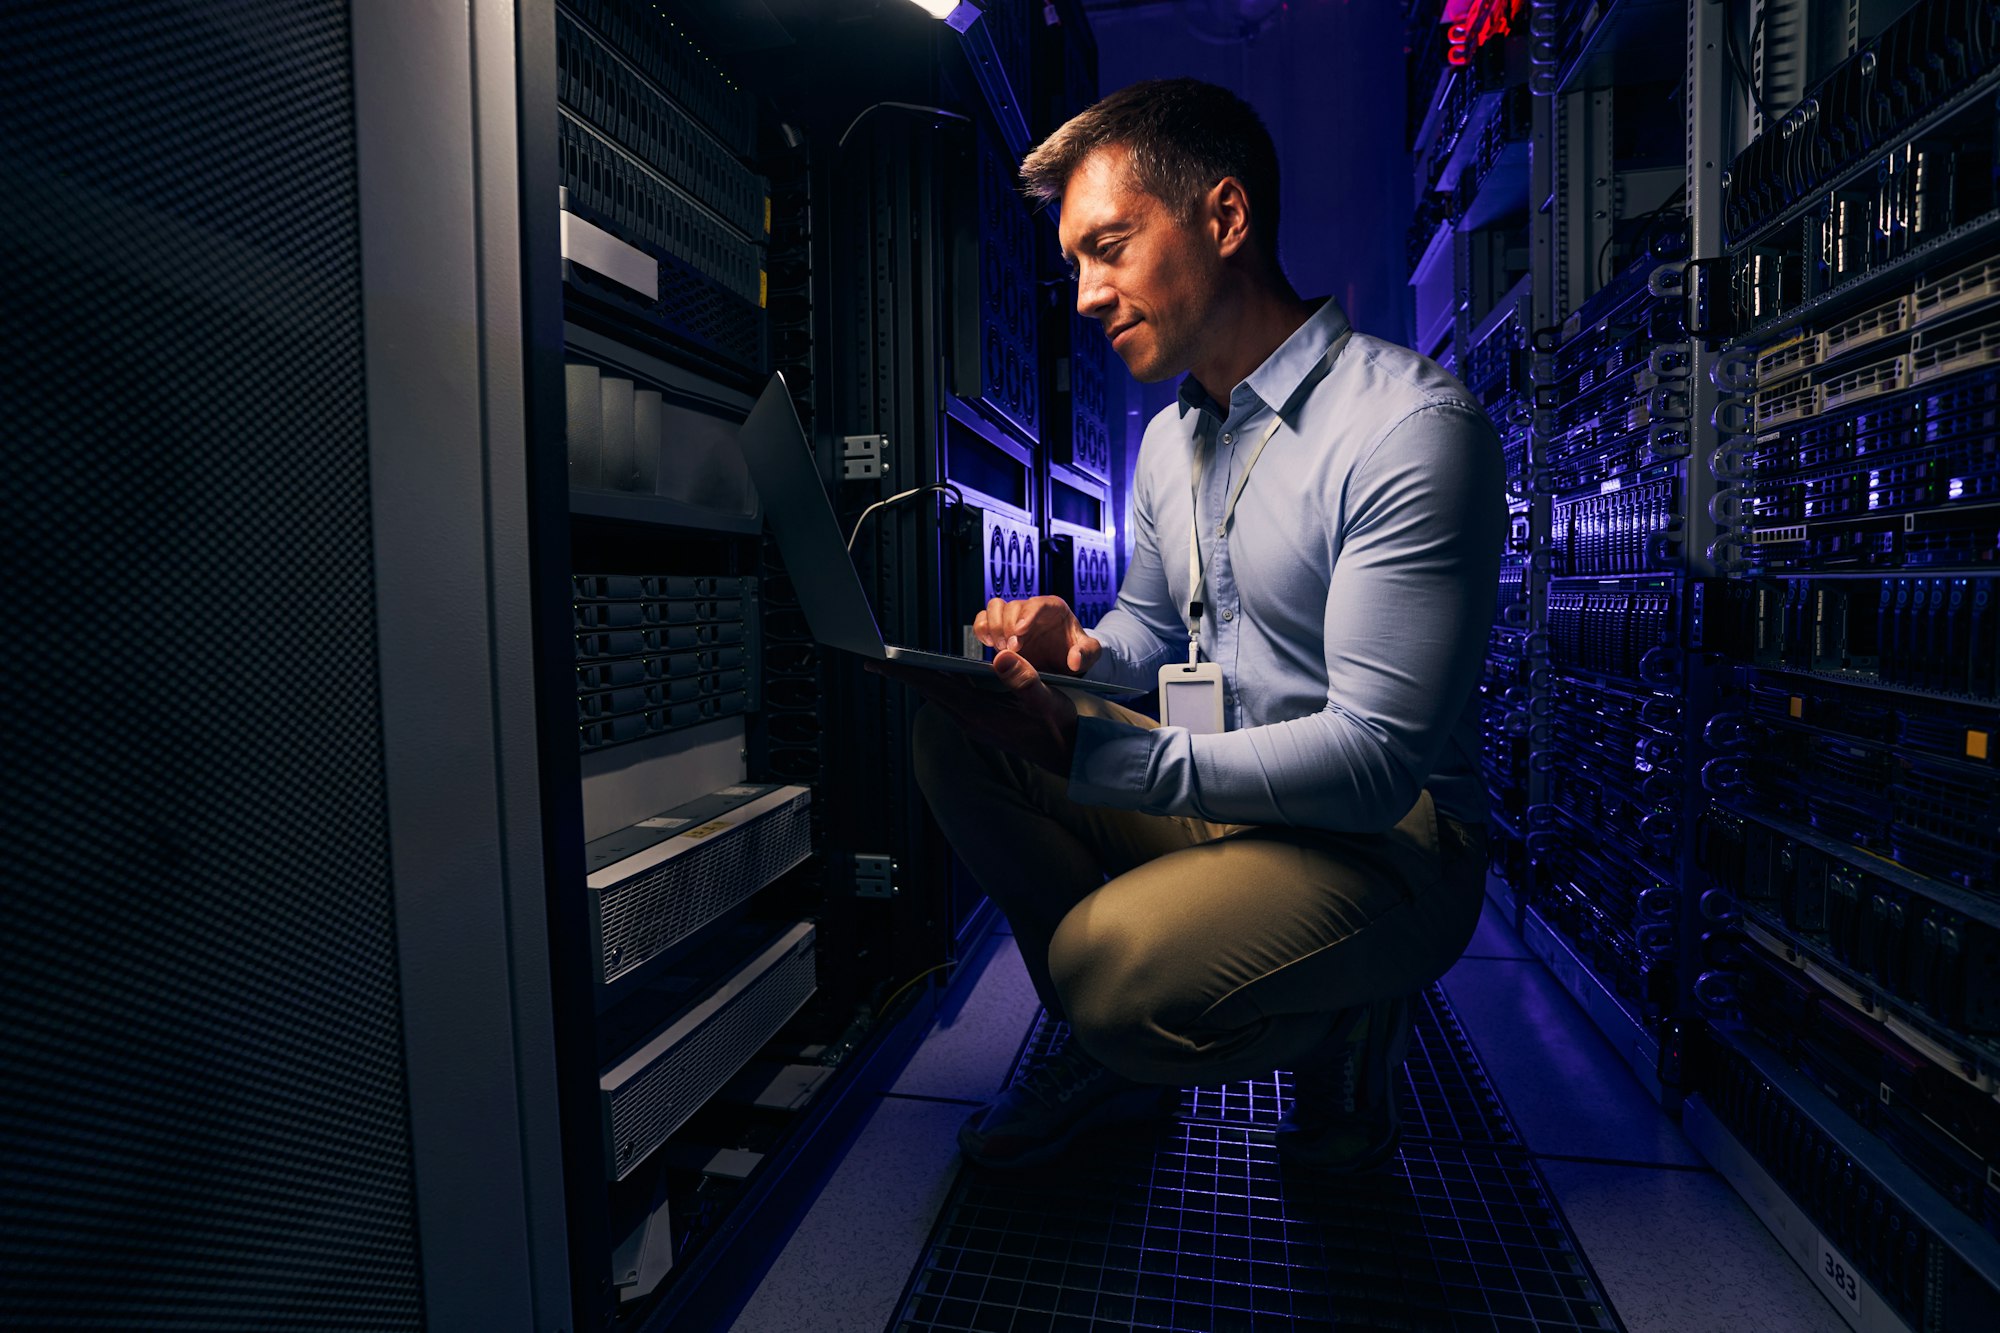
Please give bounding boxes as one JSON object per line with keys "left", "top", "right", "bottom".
{"left": 734, "top": 373, "right": 889, "bottom": 660}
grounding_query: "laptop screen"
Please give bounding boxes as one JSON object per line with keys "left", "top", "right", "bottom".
{"left": 734, "top": 374, "right": 890, "bottom": 660}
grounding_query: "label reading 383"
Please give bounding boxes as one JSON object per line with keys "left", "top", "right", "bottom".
{"left": 1816, "top": 1233, "right": 1862, "bottom": 1315}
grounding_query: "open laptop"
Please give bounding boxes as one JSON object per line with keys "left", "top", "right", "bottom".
{"left": 735, "top": 373, "right": 1143, "bottom": 696}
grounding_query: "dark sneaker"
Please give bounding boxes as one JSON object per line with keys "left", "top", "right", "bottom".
{"left": 958, "top": 1037, "right": 1175, "bottom": 1169}
{"left": 1275, "top": 995, "right": 1412, "bottom": 1174}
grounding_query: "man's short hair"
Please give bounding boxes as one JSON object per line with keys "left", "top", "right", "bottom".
{"left": 1020, "top": 77, "right": 1282, "bottom": 269}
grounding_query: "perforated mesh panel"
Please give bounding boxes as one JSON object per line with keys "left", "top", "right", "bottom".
{"left": 0, "top": 4, "right": 422, "bottom": 1328}
{"left": 597, "top": 791, "right": 813, "bottom": 982}
{"left": 605, "top": 926, "right": 817, "bottom": 1180}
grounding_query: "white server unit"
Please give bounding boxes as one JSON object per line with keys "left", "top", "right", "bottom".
{"left": 599, "top": 922, "right": 819, "bottom": 1181}
{"left": 586, "top": 784, "right": 813, "bottom": 986}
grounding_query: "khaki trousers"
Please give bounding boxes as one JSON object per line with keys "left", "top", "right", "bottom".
{"left": 911, "top": 690, "right": 1488, "bottom": 1087}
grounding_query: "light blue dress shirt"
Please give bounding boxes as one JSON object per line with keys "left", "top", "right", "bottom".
{"left": 1073, "top": 298, "right": 1507, "bottom": 832}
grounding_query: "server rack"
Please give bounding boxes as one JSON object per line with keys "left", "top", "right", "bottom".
{"left": 523, "top": 3, "right": 1114, "bottom": 1329}
{"left": 1691, "top": 4, "right": 2000, "bottom": 1327}
{"left": 1424, "top": 3, "right": 2000, "bottom": 1328}
{"left": 5, "top": 3, "right": 573, "bottom": 1328}
{"left": 1406, "top": 0, "right": 1544, "bottom": 991}
{"left": 530, "top": 5, "right": 863, "bottom": 1327}
{"left": 795, "top": 0, "right": 1113, "bottom": 966}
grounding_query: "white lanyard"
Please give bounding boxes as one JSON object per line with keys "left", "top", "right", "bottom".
{"left": 1183, "top": 333, "right": 1349, "bottom": 664}
{"left": 1185, "top": 414, "right": 1282, "bottom": 663}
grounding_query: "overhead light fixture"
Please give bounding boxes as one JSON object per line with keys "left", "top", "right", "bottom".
{"left": 907, "top": 0, "right": 983, "bottom": 35}
{"left": 901, "top": 0, "right": 1026, "bottom": 154}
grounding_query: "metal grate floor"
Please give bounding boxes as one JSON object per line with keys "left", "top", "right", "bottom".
{"left": 890, "top": 985, "right": 1620, "bottom": 1333}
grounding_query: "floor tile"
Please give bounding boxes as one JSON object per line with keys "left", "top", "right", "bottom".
{"left": 1462, "top": 889, "right": 1533, "bottom": 959}
{"left": 889, "top": 934, "right": 1040, "bottom": 1102}
{"left": 738, "top": 941, "right": 1847, "bottom": 1333}
{"left": 725, "top": 1096, "right": 969, "bottom": 1333}
{"left": 1440, "top": 958, "right": 1703, "bottom": 1167}
{"left": 1538, "top": 1160, "right": 1848, "bottom": 1333}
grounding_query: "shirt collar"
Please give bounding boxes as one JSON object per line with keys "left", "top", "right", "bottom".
{"left": 1177, "top": 297, "right": 1352, "bottom": 422}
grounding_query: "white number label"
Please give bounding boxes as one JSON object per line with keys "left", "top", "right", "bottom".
{"left": 1816, "top": 1234, "right": 1862, "bottom": 1315}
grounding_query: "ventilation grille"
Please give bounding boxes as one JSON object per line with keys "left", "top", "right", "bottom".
{"left": 0, "top": 2, "right": 421, "bottom": 1326}
{"left": 977, "top": 508, "right": 1042, "bottom": 603}
{"left": 596, "top": 788, "right": 813, "bottom": 984}
{"left": 1057, "top": 528, "right": 1117, "bottom": 630}
{"left": 602, "top": 923, "right": 817, "bottom": 1180}
{"left": 1915, "top": 255, "right": 2000, "bottom": 325}
{"left": 1823, "top": 296, "right": 1909, "bottom": 360}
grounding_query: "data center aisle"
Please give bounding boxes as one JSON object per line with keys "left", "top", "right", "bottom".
{"left": 728, "top": 890, "right": 1849, "bottom": 1333}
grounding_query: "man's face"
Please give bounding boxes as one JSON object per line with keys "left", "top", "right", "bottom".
{"left": 1057, "top": 145, "right": 1220, "bottom": 384}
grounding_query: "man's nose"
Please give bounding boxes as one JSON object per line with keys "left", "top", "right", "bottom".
{"left": 1075, "top": 265, "right": 1116, "bottom": 322}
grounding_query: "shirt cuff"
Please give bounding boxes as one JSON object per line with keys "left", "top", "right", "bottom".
{"left": 1067, "top": 714, "right": 1161, "bottom": 809}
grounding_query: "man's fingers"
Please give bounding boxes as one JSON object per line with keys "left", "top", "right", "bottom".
{"left": 972, "top": 597, "right": 1083, "bottom": 667}
{"left": 991, "top": 648, "right": 1043, "bottom": 692}
{"left": 1003, "top": 599, "right": 1031, "bottom": 648}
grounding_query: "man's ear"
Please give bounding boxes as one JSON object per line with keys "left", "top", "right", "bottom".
{"left": 1208, "top": 175, "right": 1253, "bottom": 261}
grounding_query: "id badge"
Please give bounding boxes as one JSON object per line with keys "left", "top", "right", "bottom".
{"left": 1157, "top": 661, "right": 1226, "bottom": 734}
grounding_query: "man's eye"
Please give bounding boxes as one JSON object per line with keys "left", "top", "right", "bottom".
{"left": 1099, "top": 240, "right": 1121, "bottom": 258}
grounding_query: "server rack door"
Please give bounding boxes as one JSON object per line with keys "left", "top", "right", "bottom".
{"left": 2, "top": 1, "right": 570, "bottom": 1329}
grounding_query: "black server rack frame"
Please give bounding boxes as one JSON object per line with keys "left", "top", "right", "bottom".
{"left": 827, "top": 105, "right": 988, "bottom": 974}
{"left": 524, "top": 2, "right": 1120, "bottom": 1323}
{"left": 1680, "top": 2, "right": 2000, "bottom": 1326}
{"left": 1404, "top": 2, "right": 2000, "bottom": 1321}
{"left": 517, "top": 5, "right": 968, "bottom": 1329}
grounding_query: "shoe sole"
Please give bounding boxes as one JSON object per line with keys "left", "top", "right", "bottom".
{"left": 1274, "top": 1078, "right": 1402, "bottom": 1175}
{"left": 961, "top": 1085, "right": 1176, "bottom": 1171}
